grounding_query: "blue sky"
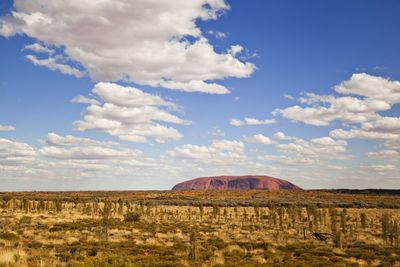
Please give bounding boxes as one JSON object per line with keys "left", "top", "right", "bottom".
{"left": 0, "top": 0, "right": 399, "bottom": 190}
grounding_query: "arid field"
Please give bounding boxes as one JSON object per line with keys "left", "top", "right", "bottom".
{"left": 0, "top": 190, "right": 399, "bottom": 266}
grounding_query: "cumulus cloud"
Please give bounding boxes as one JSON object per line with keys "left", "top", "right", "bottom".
{"left": 362, "top": 116, "right": 400, "bottom": 134}
{"left": 329, "top": 128, "right": 398, "bottom": 140}
{"left": 0, "top": 0, "right": 255, "bottom": 93}
{"left": 273, "top": 93, "right": 388, "bottom": 126}
{"left": 207, "top": 30, "right": 227, "bottom": 39}
{"left": 385, "top": 139, "right": 400, "bottom": 151}
{"left": 71, "top": 96, "right": 100, "bottom": 106}
{"left": 26, "top": 55, "right": 85, "bottom": 78}
{"left": 0, "top": 133, "right": 164, "bottom": 183}
{"left": 73, "top": 82, "right": 190, "bottom": 143}
{"left": 0, "top": 138, "right": 37, "bottom": 165}
{"left": 274, "top": 73, "right": 400, "bottom": 163}
{"left": 244, "top": 134, "right": 274, "bottom": 145}
{"left": 230, "top": 117, "right": 276, "bottom": 126}
{"left": 274, "top": 73, "right": 399, "bottom": 126}
{"left": 208, "top": 127, "right": 225, "bottom": 137}
{"left": 329, "top": 115, "right": 400, "bottom": 158}
{"left": 0, "top": 132, "right": 397, "bottom": 189}
{"left": 255, "top": 134, "right": 354, "bottom": 185}
{"left": 228, "top": 45, "right": 243, "bottom": 56}
{"left": 367, "top": 150, "right": 399, "bottom": 160}
{"left": 335, "top": 73, "right": 400, "bottom": 104}
{"left": 23, "top": 43, "right": 54, "bottom": 54}
{"left": 0, "top": 124, "right": 16, "bottom": 132}
{"left": 273, "top": 131, "right": 293, "bottom": 141}
{"left": 168, "top": 139, "right": 245, "bottom": 164}
{"left": 362, "top": 164, "right": 398, "bottom": 173}
{"left": 258, "top": 154, "right": 316, "bottom": 166}
{"left": 40, "top": 133, "right": 145, "bottom": 162}
{"left": 276, "top": 136, "right": 348, "bottom": 160}
{"left": 44, "top": 132, "right": 110, "bottom": 147}
{"left": 283, "top": 94, "right": 294, "bottom": 100}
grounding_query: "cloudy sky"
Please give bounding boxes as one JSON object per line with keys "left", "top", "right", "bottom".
{"left": 0, "top": 0, "right": 399, "bottom": 191}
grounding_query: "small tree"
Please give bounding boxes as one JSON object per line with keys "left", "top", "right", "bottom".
{"left": 198, "top": 204, "right": 204, "bottom": 219}
{"left": 101, "top": 201, "right": 112, "bottom": 241}
{"left": 254, "top": 205, "right": 260, "bottom": 221}
{"left": 340, "top": 209, "right": 348, "bottom": 234}
{"left": 189, "top": 231, "right": 197, "bottom": 261}
{"left": 360, "top": 212, "right": 367, "bottom": 229}
{"left": 329, "top": 206, "right": 337, "bottom": 235}
{"left": 117, "top": 199, "right": 124, "bottom": 216}
{"left": 381, "top": 213, "right": 390, "bottom": 243}
{"left": 212, "top": 205, "right": 219, "bottom": 219}
{"left": 333, "top": 231, "right": 343, "bottom": 249}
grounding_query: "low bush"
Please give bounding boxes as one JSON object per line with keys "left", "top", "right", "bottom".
{"left": 19, "top": 216, "right": 31, "bottom": 224}
{"left": 124, "top": 212, "right": 141, "bottom": 223}
{"left": 0, "top": 231, "right": 18, "bottom": 241}
{"left": 87, "top": 248, "right": 98, "bottom": 257}
{"left": 26, "top": 241, "right": 43, "bottom": 249}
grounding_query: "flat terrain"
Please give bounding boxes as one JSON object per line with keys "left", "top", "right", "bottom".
{"left": 0, "top": 190, "right": 399, "bottom": 266}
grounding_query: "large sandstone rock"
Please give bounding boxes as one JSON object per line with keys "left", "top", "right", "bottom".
{"left": 172, "top": 175, "right": 301, "bottom": 190}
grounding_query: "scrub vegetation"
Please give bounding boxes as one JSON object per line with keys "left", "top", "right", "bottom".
{"left": 0, "top": 190, "right": 399, "bottom": 266}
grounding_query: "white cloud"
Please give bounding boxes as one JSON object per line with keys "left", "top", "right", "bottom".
{"left": 258, "top": 154, "right": 316, "bottom": 165}
{"left": 0, "top": 133, "right": 167, "bottom": 184}
{"left": 23, "top": 43, "right": 54, "bottom": 54}
{"left": 0, "top": 138, "right": 36, "bottom": 158}
{"left": 367, "top": 150, "right": 399, "bottom": 160}
{"left": 0, "top": 132, "right": 397, "bottom": 189}
{"left": 0, "top": 138, "right": 37, "bottom": 166}
{"left": 207, "top": 30, "right": 227, "bottom": 39}
{"left": 274, "top": 74, "right": 400, "bottom": 127}
{"left": 1, "top": 0, "right": 255, "bottom": 94}
{"left": 43, "top": 132, "right": 117, "bottom": 148}
{"left": 26, "top": 55, "right": 85, "bottom": 78}
{"left": 71, "top": 96, "right": 100, "bottom": 105}
{"left": 168, "top": 139, "right": 245, "bottom": 164}
{"left": 158, "top": 79, "right": 230, "bottom": 94}
{"left": 40, "top": 133, "right": 140, "bottom": 160}
{"left": 244, "top": 134, "right": 274, "bottom": 145}
{"left": 274, "top": 74, "right": 400, "bottom": 164}
{"left": 335, "top": 73, "right": 400, "bottom": 105}
{"left": 230, "top": 117, "right": 276, "bottom": 126}
{"left": 362, "top": 116, "right": 400, "bottom": 134}
{"left": 276, "top": 136, "right": 348, "bottom": 160}
{"left": 283, "top": 94, "right": 294, "bottom": 100}
{"left": 384, "top": 139, "right": 400, "bottom": 151}
{"left": 329, "top": 128, "right": 399, "bottom": 140}
{"left": 327, "top": 165, "right": 345, "bottom": 170}
{"left": 228, "top": 45, "right": 243, "bottom": 56}
{"left": 208, "top": 127, "right": 225, "bottom": 137}
{"left": 0, "top": 125, "right": 16, "bottom": 132}
{"left": 362, "top": 164, "right": 398, "bottom": 173}
{"left": 73, "top": 82, "right": 190, "bottom": 143}
{"left": 273, "top": 131, "right": 293, "bottom": 140}
{"left": 274, "top": 93, "right": 388, "bottom": 126}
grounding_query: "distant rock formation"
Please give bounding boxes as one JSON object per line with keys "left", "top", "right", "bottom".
{"left": 172, "top": 175, "right": 301, "bottom": 191}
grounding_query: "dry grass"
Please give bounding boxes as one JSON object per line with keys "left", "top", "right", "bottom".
{"left": 0, "top": 248, "right": 26, "bottom": 266}
{"left": 0, "top": 191, "right": 399, "bottom": 266}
